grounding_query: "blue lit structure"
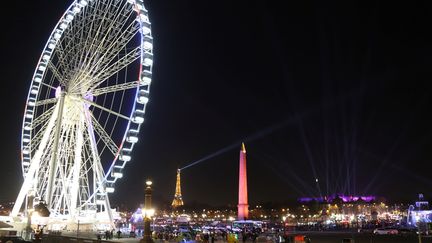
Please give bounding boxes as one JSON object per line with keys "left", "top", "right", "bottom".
{"left": 407, "top": 194, "right": 432, "bottom": 226}
{"left": 131, "top": 208, "right": 144, "bottom": 224}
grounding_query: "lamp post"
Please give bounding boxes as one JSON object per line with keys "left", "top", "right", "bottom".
{"left": 141, "top": 179, "right": 154, "bottom": 243}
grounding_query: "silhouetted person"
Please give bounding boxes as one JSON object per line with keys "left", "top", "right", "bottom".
{"left": 252, "top": 233, "right": 257, "bottom": 243}
{"left": 242, "top": 232, "right": 247, "bottom": 242}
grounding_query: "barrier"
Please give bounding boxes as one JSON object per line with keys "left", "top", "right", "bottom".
{"left": 293, "top": 235, "right": 311, "bottom": 243}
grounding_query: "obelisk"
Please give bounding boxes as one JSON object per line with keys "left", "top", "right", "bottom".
{"left": 238, "top": 142, "right": 249, "bottom": 220}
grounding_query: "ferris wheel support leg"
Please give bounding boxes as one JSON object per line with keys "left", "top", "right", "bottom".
{"left": 12, "top": 104, "right": 60, "bottom": 217}
{"left": 11, "top": 161, "right": 38, "bottom": 217}
{"left": 95, "top": 158, "right": 114, "bottom": 227}
{"left": 93, "top": 146, "right": 114, "bottom": 226}
{"left": 105, "top": 195, "right": 115, "bottom": 229}
{"left": 70, "top": 114, "right": 84, "bottom": 219}
{"left": 45, "top": 92, "right": 66, "bottom": 208}
{"left": 85, "top": 109, "right": 114, "bottom": 226}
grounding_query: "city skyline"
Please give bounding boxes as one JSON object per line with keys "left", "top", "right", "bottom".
{"left": 0, "top": 0, "right": 431, "bottom": 210}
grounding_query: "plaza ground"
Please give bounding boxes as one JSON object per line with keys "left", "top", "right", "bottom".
{"left": 303, "top": 231, "right": 432, "bottom": 243}
{"left": 43, "top": 232, "right": 432, "bottom": 243}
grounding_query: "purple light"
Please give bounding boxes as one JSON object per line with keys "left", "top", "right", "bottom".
{"left": 84, "top": 92, "right": 94, "bottom": 109}
{"left": 55, "top": 86, "right": 62, "bottom": 98}
{"left": 360, "top": 196, "right": 375, "bottom": 202}
{"left": 298, "top": 195, "right": 376, "bottom": 203}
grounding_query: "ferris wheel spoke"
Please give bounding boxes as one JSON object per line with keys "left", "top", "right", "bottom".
{"left": 90, "top": 20, "right": 140, "bottom": 74}
{"left": 104, "top": 21, "right": 139, "bottom": 60}
{"left": 87, "top": 47, "right": 141, "bottom": 91}
{"left": 88, "top": 113, "right": 119, "bottom": 156}
{"left": 91, "top": 6, "right": 133, "bottom": 63}
{"left": 39, "top": 81, "right": 58, "bottom": 91}
{"left": 92, "top": 80, "right": 140, "bottom": 96}
{"left": 35, "top": 97, "right": 58, "bottom": 107}
{"left": 72, "top": 43, "right": 140, "bottom": 93}
{"left": 88, "top": 2, "right": 134, "bottom": 65}
{"left": 73, "top": 1, "right": 131, "bottom": 83}
{"left": 32, "top": 105, "right": 56, "bottom": 128}
{"left": 78, "top": 96, "right": 132, "bottom": 122}
{"left": 30, "top": 123, "right": 49, "bottom": 153}
{"left": 62, "top": 9, "right": 94, "bottom": 72}
{"left": 95, "top": 24, "right": 140, "bottom": 72}
{"left": 52, "top": 40, "right": 73, "bottom": 78}
{"left": 48, "top": 60, "right": 67, "bottom": 87}
{"left": 72, "top": 14, "right": 139, "bottom": 91}
{"left": 58, "top": 24, "right": 95, "bottom": 75}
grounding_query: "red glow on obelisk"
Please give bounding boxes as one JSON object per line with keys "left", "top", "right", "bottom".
{"left": 238, "top": 142, "right": 249, "bottom": 220}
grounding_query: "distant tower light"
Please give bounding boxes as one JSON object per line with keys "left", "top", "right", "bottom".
{"left": 146, "top": 180, "right": 153, "bottom": 186}
{"left": 171, "top": 169, "right": 184, "bottom": 208}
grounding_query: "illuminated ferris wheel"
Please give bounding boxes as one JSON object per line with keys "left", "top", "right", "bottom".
{"left": 11, "top": 0, "right": 153, "bottom": 224}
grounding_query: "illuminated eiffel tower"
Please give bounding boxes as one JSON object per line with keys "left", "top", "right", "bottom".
{"left": 171, "top": 169, "right": 184, "bottom": 208}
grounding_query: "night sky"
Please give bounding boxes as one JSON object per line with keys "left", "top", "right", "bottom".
{"left": 1, "top": 1, "right": 432, "bottom": 209}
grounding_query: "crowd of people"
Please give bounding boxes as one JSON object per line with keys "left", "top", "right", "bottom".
{"left": 96, "top": 229, "right": 115, "bottom": 240}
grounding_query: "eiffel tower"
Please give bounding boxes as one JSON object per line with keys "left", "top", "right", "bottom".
{"left": 171, "top": 169, "right": 184, "bottom": 207}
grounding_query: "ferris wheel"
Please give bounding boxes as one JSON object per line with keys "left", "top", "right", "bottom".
{"left": 11, "top": 0, "right": 153, "bottom": 224}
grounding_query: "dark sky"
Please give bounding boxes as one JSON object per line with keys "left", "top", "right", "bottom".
{"left": 1, "top": 1, "right": 432, "bottom": 209}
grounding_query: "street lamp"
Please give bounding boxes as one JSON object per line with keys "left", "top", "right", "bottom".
{"left": 140, "top": 179, "right": 154, "bottom": 243}
{"left": 146, "top": 180, "right": 153, "bottom": 187}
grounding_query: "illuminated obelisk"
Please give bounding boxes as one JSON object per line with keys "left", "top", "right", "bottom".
{"left": 171, "top": 169, "right": 184, "bottom": 208}
{"left": 238, "top": 142, "right": 249, "bottom": 220}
